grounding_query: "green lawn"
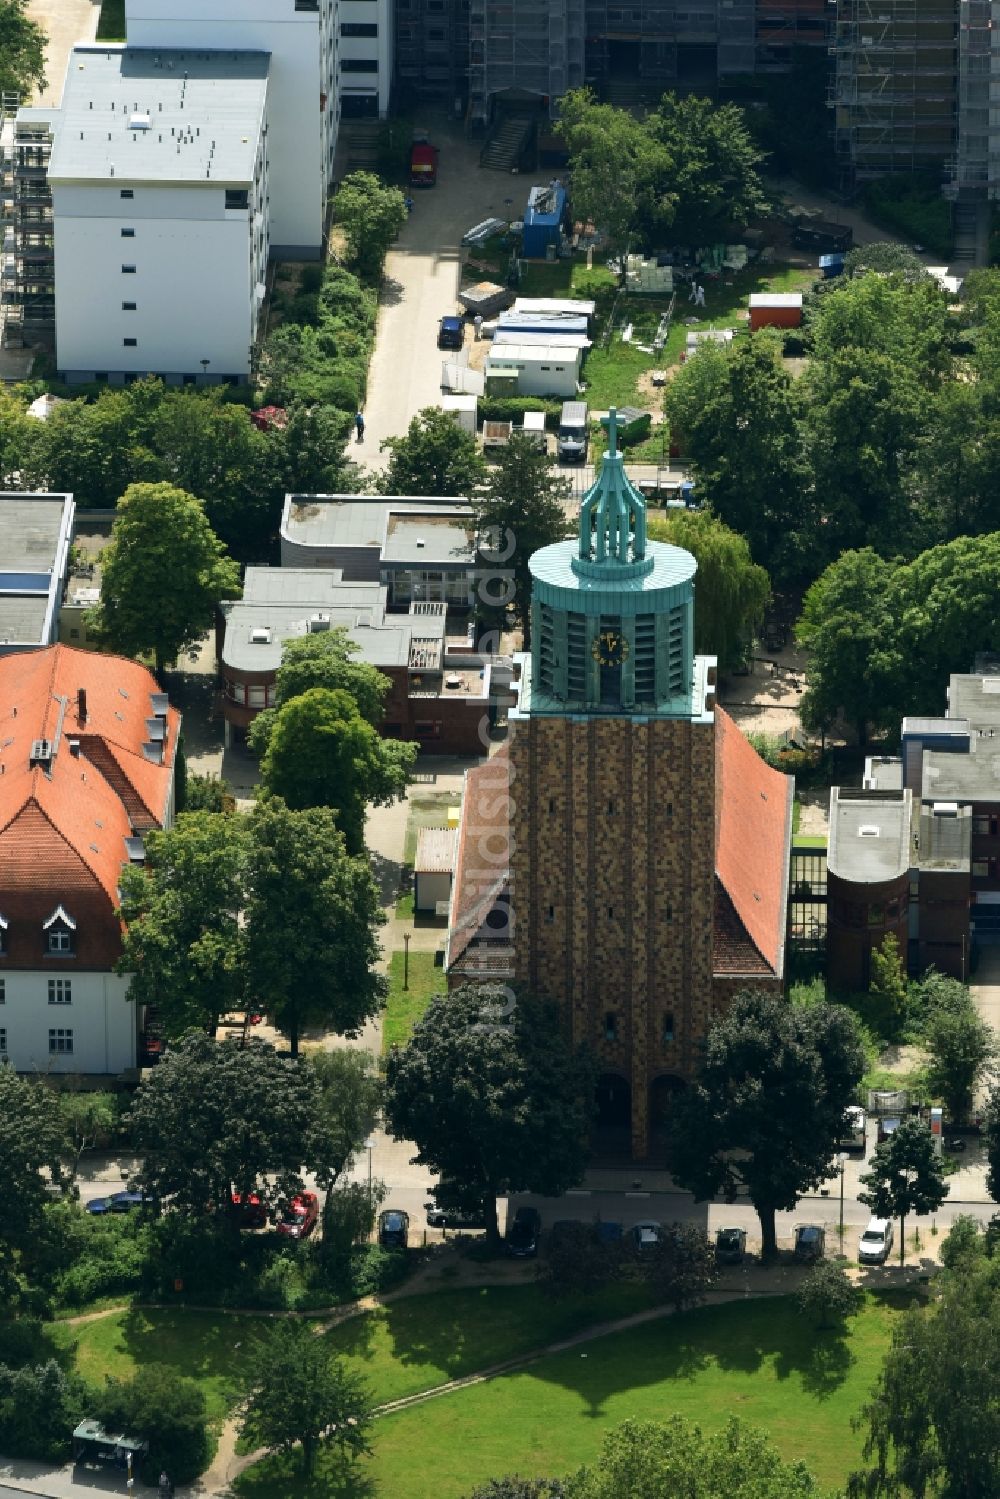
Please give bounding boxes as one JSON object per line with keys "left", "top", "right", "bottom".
{"left": 96, "top": 0, "right": 126, "bottom": 40}
{"left": 381, "top": 950, "right": 444, "bottom": 1053}
{"left": 48, "top": 1307, "right": 267, "bottom": 1426}
{"left": 237, "top": 1290, "right": 913, "bottom": 1497}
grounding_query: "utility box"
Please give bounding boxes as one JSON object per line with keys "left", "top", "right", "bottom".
{"left": 521, "top": 409, "right": 547, "bottom": 448}
{"left": 441, "top": 393, "right": 477, "bottom": 436}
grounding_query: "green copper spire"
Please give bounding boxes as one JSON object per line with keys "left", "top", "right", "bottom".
{"left": 577, "top": 407, "right": 647, "bottom": 568}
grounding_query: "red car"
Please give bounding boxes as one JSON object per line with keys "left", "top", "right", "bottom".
{"left": 277, "top": 1192, "right": 318, "bottom": 1241}
{"left": 229, "top": 1191, "right": 267, "bottom": 1229}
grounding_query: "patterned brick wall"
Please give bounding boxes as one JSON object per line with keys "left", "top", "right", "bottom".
{"left": 510, "top": 713, "right": 717, "bottom": 1157}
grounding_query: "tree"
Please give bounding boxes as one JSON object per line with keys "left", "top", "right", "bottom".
{"left": 379, "top": 406, "right": 486, "bottom": 497}
{"left": 641, "top": 1223, "right": 717, "bottom": 1313}
{"left": 985, "top": 1083, "right": 1000, "bottom": 1203}
{"left": 924, "top": 1004, "right": 994, "bottom": 1123}
{"left": 240, "top": 1320, "right": 373, "bottom": 1478}
{"left": 95, "top": 1365, "right": 210, "bottom": 1487}
{"left": 277, "top": 402, "right": 361, "bottom": 498}
{"left": 118, "top": 812, "right": 247, "bottom": 1040}
{"left": 0, "top": 1, "right": 46, "bottom": 104}
{"left": 849, "top": 1256, "right": 1000, "bottom": 1498}
{"left": 844, "top": 241, "right": 931, "bottom": 281}
{"left": 384, "top": 985, "right": 595, "bottom": 1244}
{"left": 796, "top": 1259, "right": 863, "bottom": 1331}
{"left": 126, "top": 1034, "right": 316, "bottom": 1221}
{"left": 332, "top": 170, "right": 407, "bottom": 281}
{"left": 307, "top": 1050, "right": 382, "bottom": 1186}
{"left": 536, "top": 1221, "right": 624, "bottom": 1300}
{"left": 475, "top": 433, "right": 570, "bottom": 647}
{"left": 868, "top": 934, "right": 908, "bottom": 1035}
{"left": 0, "top": 1068, "right": 71, "bottom": 1301}
{"left": 808, "top": 265, "right": 949, "bottom": 382}
{"left": 858, "top": 1117, "right": 948, "bottom": 1267}
{"left": 0, "top": 1361, "right": 88, "bottom": 1466}
{"left": 796, "top": 549, "right": 900, "bottom": 745}
{"left": 556, "top": 90, "right": 671, "bottom": 266}
{"left": 182, "top": 772, "right": 236, "bottom": 814}
{"left": 667, "top": 990, "right": 866, "bottom": 1259}
{"left": 642, "top": 93, "right": 767, "bottom": 246}
{"left": 647, "top": 511, "right": 770, "bottom": 672}
{"left": 258, "top": 688, "right": 416, "bottom": 852}
{"left": 245, "top": 799, "right": 386, "bottom": 1055}
{"left": 57, "top": 1090, "right": 118, "bottom": 1176}
{"left": 248, "top": 626, "right": 392, "bottom": 757}
{"left": 93, "top": 482, "right": 240, "bottom": 676}
{"left": 563, "top": 1416, "right": 820, "bottom": 1499}
{"left": 664, "top": 334, "right": 811, "bottom": 581}
{"left": 318, "top": 1178, "right": 386, "bottom": 1278}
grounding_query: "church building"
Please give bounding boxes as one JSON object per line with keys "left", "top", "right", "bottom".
{"left": 447, "top": 413, "right": 793, "bottom": 1159}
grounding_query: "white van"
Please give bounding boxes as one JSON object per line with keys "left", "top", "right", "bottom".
{"left": 858, "top": 1217, "right": 893, "bottom": 1265}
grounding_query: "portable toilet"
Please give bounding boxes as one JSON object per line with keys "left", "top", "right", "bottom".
{"left": 521, "top": 183, "right": 567, "bottom": 260}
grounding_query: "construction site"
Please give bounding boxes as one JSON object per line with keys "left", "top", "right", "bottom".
{"left": 0, "top": 103, "right": 55, "bottom": 353}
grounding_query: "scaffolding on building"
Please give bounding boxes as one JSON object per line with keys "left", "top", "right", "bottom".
{"left": 830, "top": 0, "right": 957, "bottom": 181}
{"left": 945, "top": 0, "right": 993, "bottom": 199}
{"left": 754, "top": 0, "right": 829, "bottom": 71}
{"left": 469, "top": 0, "right": 586, "bottom": 126}
{"left": 2, "top": 108, "right": 54, "bottom": 348}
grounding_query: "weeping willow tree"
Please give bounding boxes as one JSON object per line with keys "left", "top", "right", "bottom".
{"left": 648, "top": 509, "right": 770, "bottom": 672}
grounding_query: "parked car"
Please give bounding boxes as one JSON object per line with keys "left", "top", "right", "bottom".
{"left": 229, "top": 1191, "right": 267, "bottom": 1229}
{"left": 631, "top": 1220, "right": 663, "bottom": 1254}
{"left": 715, "top": 1226, "right": 747, "bottom": 1264}
{"left": 793, "top": 1224, "right": 825, "bottom": 1262}
{"left": 437, "top": 316, "right": 464, "bottom": 350}
{"left": 858, "top": 1217, "right": 894, "bottom": 1266}
{"left": 425, "top": 1199, "right": 488, "bottom": 1230}
{"left": 378, "top": 1209, "right": 410, "bottom": 1249}
{"left": 277, "top": 1192, "right": 319, "bottom": 1241}
{"left": 86, "top": 1190, "right": 150, "bottom": 1216}
{"left": 791, "top": 220, "right": 853, "bottom": 253}
{"left": 505, "top": 1206, "right": 541, "bottom": 1258}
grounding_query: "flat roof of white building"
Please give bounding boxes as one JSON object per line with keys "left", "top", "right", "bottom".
{"left": 48, "top": 45, "right": 269, "bottom": 186}
{"left": 0, "top": 493, "right": 75, "bottom": 652}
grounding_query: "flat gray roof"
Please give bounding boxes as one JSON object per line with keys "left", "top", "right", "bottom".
{"left": 864, "top": 756, "right": 903, "bottom": 792}
{"left": 828, "top": 788, "right": 911, "bottom": 884}
{"left": 902, "top": 716, "right": 969, "bottom": 738}
{"left": 280, "top": 495, "right": 474, "bottom": 555}
{"left": 923, "top": 742, "right": 1000, "bottom": 803}
{"left": 917, "top": 802, "right": 971, "bottom": 873}
{"left": 0, "top": 492, "right": 74, "bottom": 649}
{"left": 242, "top": 566, "right": 381, "bottom": 607}
{"left": 48, "top": 46, "right": 268, "bottom": 185}
{"left": 382, "top": 513, "right": 476, "bottom": 569}
{"left": 947, "top": 675, "right": 1000, "bottom": 733}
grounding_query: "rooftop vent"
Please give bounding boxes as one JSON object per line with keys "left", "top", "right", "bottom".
{"left": 415, "top": 538, "right": 425, "bottom": 548}
{"left": 29, "top": 738, "right": 52, "bottom": 768}
{"left": 933, "top": 802, "right": 959, "bottom": 817}
{"left": 445, "top": 674, "right": 463, "bottom": 690}
{"left": 308, "top": 613, "right": 331, "bottom": 634}
{"left": 249, "top": 626, "right": 272, "bottom": 645}
{"left": 128, "top": 113, "right": 151, "bottom": 130}
{"left": 858, "top": 825, "right": 880, "bottom": 838}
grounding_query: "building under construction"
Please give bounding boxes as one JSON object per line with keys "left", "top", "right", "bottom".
{"left": 1, "top": 106, "right": 54, "bottom": 350}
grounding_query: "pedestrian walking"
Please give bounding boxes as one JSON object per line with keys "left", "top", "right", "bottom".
{"left": 694, "top": 283, "right": 706, "bottom": 308}
{"left": 688, "top": 279, "right": 698, "bottom": 303}
{"left": 355, "top": 411, "right": 365, "bottom": 443}
{"left": 474, "top": 313, "right": 483, "bottom": 340}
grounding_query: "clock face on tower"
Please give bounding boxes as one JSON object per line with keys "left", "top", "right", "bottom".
{"left": 591, "top": 629, "right": 630, "bottom": 667}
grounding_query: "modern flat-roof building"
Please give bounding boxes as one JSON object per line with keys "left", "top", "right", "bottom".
{"left": 47, "top": 46, "right": 270, "bottom": 383}
{"left": 218, "top": 566, "right": 502, "bottom": 755}
{"left": 279, "top": 494, "right": 478, "bottom": 609}
{"left": 124, "top": 0, "right": 339, "bottom": 257}
{"left": 0, "top": 492, "right": 75, "bottom": 655}
{"left": 340, "top": 0, "right": 394, "bottom": 120}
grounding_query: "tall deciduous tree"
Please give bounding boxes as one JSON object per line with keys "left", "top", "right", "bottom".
{"left": 667, "top": 990, "right": 865, "bottom": 1258}
{"left": 118, "top": 812, "right": 247, "bottom": 1040}
{"left": 849, "top": 1256, "right": 1000, "bottom": 1498}
{"left": 643, "top": 92, "right": 767, "bottom": 246}
{"left": 126, "top": 1034, "right": 316, "bottom": 1220}
{"left": 647, "top": 511, "right": 770, "bottom": 672}
{"left": 248, "top": 628, "right": 392, "bottom": 756}
{"left": 796, "top": 549, "right": 900, "bottom": 746}
{"left": 384, "top": 985, "right": 595, "bottom": 1244}
{"left": 985, "top": 1084, "right": 1000, "bottom": 1204}
{"left": 94, "top": 482, "right": 240, "bottom": 676}
{"left": 307, "top": 1050, "right": 382, "bottom": 1186}
{"left": 664, "top": 334, "right": 810, "bottom": 581}
{"left": 924, "top": 1004, "right": 994, "bottom": 1123}
{"left": 379, "top": 406, "right": 486, "bottom": 497}
{"left": 0, "top": 1068, "right": 70, "bottom": 1302}
{"left": 245, "top": 799, "right": 386, "bottom": 1055}
{"left": 258, "top": 688, "right": 415, "bottom": 852}
{"left": 563, "top": 1416, "right": 820, "bottom": 1499}
{"left": 0, "top": 0, "right": 46, "bottom": 103}
{"left": 475, "top": 433, "right": 570, "bottom": 648}
{"left": 858, "top": 1117, "right": 948, "bottom": 1266}
{"left": 240, "top": 1321, "right": 373, "bottom": 1478}
{"left": 556, "top": 90, "right": 670, "bottom": 266}
{"left": 332, "top": 171, "right": 407, "bottom": 281}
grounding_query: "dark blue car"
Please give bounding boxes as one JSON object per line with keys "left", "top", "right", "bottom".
{"left": 86, "top": 1190, "right": 148, "bottom": 1215}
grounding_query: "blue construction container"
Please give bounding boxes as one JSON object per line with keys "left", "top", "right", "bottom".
{"left": 819, "top": 253, "right": 846, "bottom": 279}
{"left": 521, "top": 183, "right": 566, "bottom": 260}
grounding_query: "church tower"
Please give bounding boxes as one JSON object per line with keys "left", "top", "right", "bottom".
{"left": 508, "top": 412, "right": 719, "bottom": 1159}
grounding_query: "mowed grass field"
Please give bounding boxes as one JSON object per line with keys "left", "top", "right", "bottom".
{"left": 235, "top": 1289, "right": 917, "bottom": 1498}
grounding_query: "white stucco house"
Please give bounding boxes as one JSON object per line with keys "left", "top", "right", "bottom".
{"left": 0, "top": 645, "right": 180, "bottom": 1077}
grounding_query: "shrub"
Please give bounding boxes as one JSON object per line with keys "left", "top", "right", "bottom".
{"left": 0, "top": 1361, "right": 89, "bottom": 1463}
{"left": 479, "top": 396, "right": 563, "bottom": 429}
{"left": 299, "top": 264, "right": 324, "bottom": 295}
{"left": 55, "top": 1213, "right": 151, "bottom": 1308}
{"left": 95, "top": 1364, "right": 211, "bottom": 1486}
{"left": 862, "top": 176, "right": 953, "bottom": 260}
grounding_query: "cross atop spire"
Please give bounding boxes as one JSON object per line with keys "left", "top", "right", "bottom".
{"left": 576, "top": 407, "right": 647, "bottom": 569}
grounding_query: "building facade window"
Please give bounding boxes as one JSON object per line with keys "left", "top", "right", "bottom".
{"left": 120, "top": 189, "right": 134, "bottom": 199}
{"left": 0, "top": 978, "right": 5, "bottom": 1002}
{"left": 49, "top": 1028, "right": 73, "bottom": 1054}
{"left": 247, "top": 685, "right": 269, "bottom": 709}
{"left": 663, "top": 1012, "right": 675, "bottom": 1043}
{"left": 123, "top": 338, "right": 138, "bottom": 347}
{"left": 48, "top": 979, "right": 72, "bottom": 1005}
{"left": 122, "top": 264, "right": 136, "bottom": 274}
{"left": 341, "top": 21, "right": 378, "bottom": 34}
{"left": 604, "top": 1011, "right": 618, "bottom": 1041}
{"left": 122, "top": 301, "right": 137, "bottom": 311}
{"left": 0, "top": 1028, "right": 5, "bottom": 1053}
{"left": 46, "top": 928, "right": 73, "bottom": 955}
{"left": 225, "top": 189, "right": 249, "bottom": 210}
{"left": 341, "top": 58, "right": 379, "bottom": 71}
{"left": 121, "top": 227, "right": 135, "bottom": 238}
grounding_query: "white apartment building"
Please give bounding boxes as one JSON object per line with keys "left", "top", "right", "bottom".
{"left": 340, "top": 0, "right": 393, "bottom": 119}
{"left": 47, "top": 46, "right": 269, "bottom": 385}
{"left": 125, "top": 0, "right": 338, "bottom": 258}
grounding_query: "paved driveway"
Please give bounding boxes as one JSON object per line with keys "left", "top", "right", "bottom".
{"left": 25, "top": 0, "right": 102, "bottom": 106}
{"left": 356, "top": 112, "right": 517, "bottom": 472}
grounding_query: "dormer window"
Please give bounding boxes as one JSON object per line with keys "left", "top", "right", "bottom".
{"left": 43, "top": 905, "right": 76, "bottom": 956}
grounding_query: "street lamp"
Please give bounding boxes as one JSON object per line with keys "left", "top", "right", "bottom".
{"left": 199, "top": 358, "right": 210, "bottom": 382}
{"left": 403, "top": 930, "right": 410, "bottom": 991}
{"left": 363, "top": 1134, "right": 376, "bottom": 1218}
{"left": 837, "top": 1152, "right": 847, "bottom": 1249}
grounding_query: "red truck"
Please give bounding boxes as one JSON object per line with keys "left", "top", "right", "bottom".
{"left": 410, "top": 141, "right": 438, "bottom": 188}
